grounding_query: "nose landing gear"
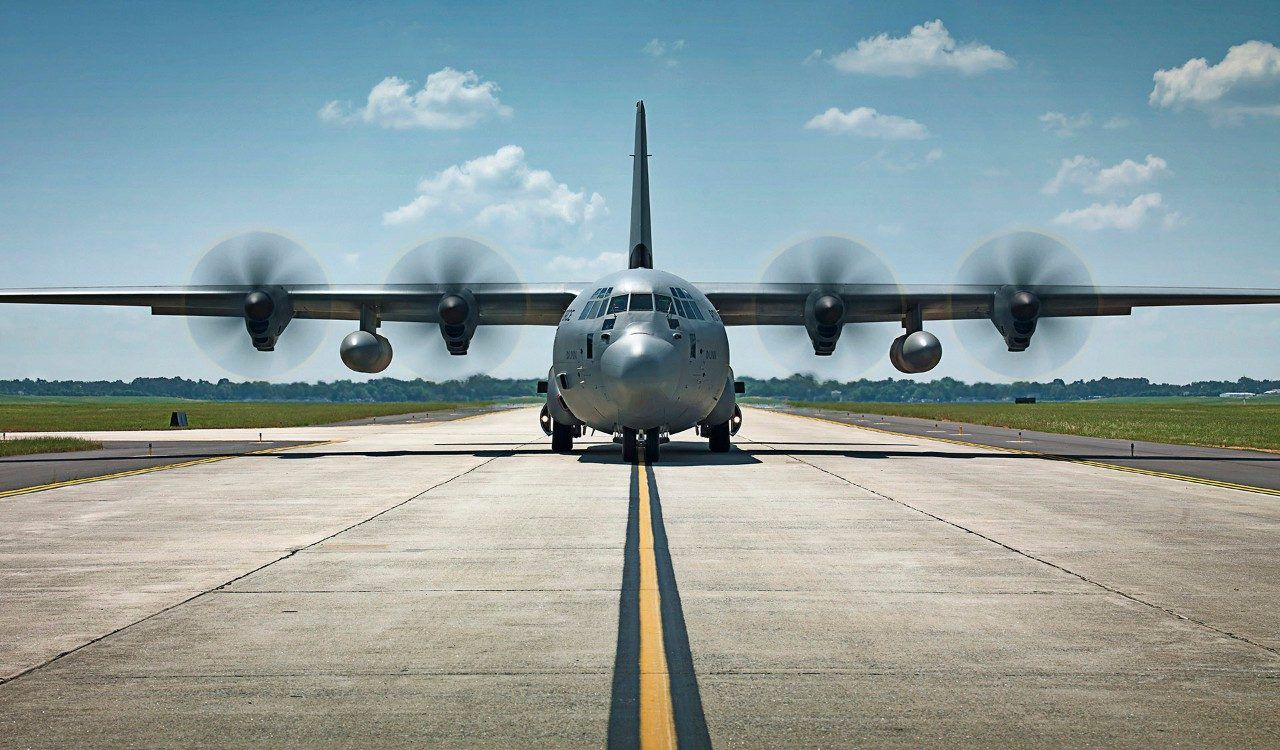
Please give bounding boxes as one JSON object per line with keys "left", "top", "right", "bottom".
{"left": 621, "top": 427, "right": 662, "bottom": 463}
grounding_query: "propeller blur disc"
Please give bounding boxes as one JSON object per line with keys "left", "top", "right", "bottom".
{"left": 951, "top": 230, "right": 1097, "bottom": 378}
{"left": 384, "top": 237, "right": 525, "bottom": 380}
{"left": 186, "top": 232, "right": 329, "bottom": 379}
{"left": 756, "top": 235, "right": 901, "bottom": 378}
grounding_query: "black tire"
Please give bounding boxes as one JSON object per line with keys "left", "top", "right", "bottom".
{"left": 551, "top": 421, "right": 574, "bottom": 453}
{"left": 643, "top": 429, "right": 661, "bottom": 463}
{"left": 707, "top": 421, "right": 731, "bottom": 453}
{"left": 621, "top": 427, "right": 638, "bottom": 463}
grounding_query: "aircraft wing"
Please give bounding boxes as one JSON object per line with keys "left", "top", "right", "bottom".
{"left": 0, "top": 284, "right": 585, "bottom": 326}
{"left": 700, "top": 284, "right": 1280, "bottom": 325}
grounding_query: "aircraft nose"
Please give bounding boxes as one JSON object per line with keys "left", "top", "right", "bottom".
{"left": 600, "top": 332, "right": 681, "bottom": 427}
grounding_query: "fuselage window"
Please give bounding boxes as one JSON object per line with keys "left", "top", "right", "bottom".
{"left": 654, "top": 293, "right": 673, "bottom": 313}
{"left": 607, "top": 295, "right": 628, "bottom": 314}
{"left": 689, "top": 332, "right": 696, "bottom": 358}
{"left": 586, "top": 334, "right": 594, "bottom": 359}
{"left": 629, "top": 293, "right": 654, "bottom": 311}
{"left": 602, "top": 317, "right": 616, "bottom": 330}
{"left": 578, "top": 300, "right": 597, "bottom": 320}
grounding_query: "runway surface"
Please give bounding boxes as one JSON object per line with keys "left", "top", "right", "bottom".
{"left": 780, "top": 405, "right": 1280, "bottom": 493}
{"left": 1, "top": 406, "right": 1277, "bottom": 747}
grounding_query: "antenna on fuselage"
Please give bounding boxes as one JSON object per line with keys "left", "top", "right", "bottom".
{"left": 628, "top": 100, "right": 653, "bottom": 269}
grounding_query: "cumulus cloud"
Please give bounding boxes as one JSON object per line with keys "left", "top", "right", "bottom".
{"left": 548, "top": 251, "right": 628, "bottom": 279}
{"left": 320, "top": 67, "right": 512, "bottom": 130}
{"left": 1039, "top": 111, "right": 1093, "bottom": 137}
{"left": 805, "top": 107, "right": 929, "bottom": 139}
{"left": 384, "top": 146, "right": 607, "bottom": 250}
{"left": 1102, "top": 116, "right": 1132, "bottom": 130}
{"left": 1042, "top": 154, "right": 1169, "bottom": 195}
{"left": 828, "top": 20, "right": 1013, "bottom": 77}
{"left": 1150, "top": 40, "right": 1280, "bottom": 122}
{"left": 1052, "top": 193, "right": 1168, "bottom": 231}
{"left": 643, "top": 38, "right": 685, "bottom": 67}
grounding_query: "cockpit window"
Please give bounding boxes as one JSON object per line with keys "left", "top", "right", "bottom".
{"left": 654, "top": 294, "right": 673, "bottom": 313}
{"left": 629, "top": 293, "right": 654, "bottom": 311}
{"left": 607, "top": 295, "right": 628, "bottom": 314}
{"left": 577, "top": 300, "right": 597, "bottom": 320}
{"left": 686, "top": 302, "right": 705, "bottom": 321}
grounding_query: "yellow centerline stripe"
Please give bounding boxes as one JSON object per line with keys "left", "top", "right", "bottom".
{"left": 777, "top": 410, "right": 1280, "bottom": 497}
{"left": 0, "top": 440, "right": 337, "bottom": 500}
{"left": 637, "top": 455, "right": 677, "bottom": 749}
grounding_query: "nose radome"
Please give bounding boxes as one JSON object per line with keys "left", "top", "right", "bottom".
{"left": 601, "top": 332, "right": 679, "bottom": 385}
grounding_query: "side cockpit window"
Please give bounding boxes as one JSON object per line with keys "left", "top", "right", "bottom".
{"left": 577, "top": 300, "right": 598, "bottom": 320}
{"left": 607, "top": 295, "right": 628, "bottom": 314}
{"left": 654, "top": 293, "right": 673, "bottom": 313}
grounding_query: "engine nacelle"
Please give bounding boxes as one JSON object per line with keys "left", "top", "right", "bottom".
{"left": 991, "top": 287, "right": 1041, "bottom": 352}
{"left": 340, "top": 330, "right": 393, "bottom": 373}
{"left": 889, "top": 330, "right": 942, "bottom": 373}
{"left": 242, "top": 287, "right": 293, "bottom": 351}
{"left": 438, "top": 290, "right": 478, "bottom": 355}
{"left": 804, "top": 290, "right": 845, "bottom": 355}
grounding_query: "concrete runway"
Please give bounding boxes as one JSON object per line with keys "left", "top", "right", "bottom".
{"left": 781, "top": 405, "right": 1280, "bottom": 493}
{"left": 1, "top": 406, "right": 1277, "bottom": 747}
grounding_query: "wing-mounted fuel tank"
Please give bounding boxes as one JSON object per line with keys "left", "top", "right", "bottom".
{"left": 340, "top": 304, "right": 394, "bottom": 373}
{"left": 888, "top": 304, "right": 943, "bottom": 373}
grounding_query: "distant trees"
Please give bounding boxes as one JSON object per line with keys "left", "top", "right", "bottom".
{"left": 0, "top": 374, "right": 1276, "bottom": 403}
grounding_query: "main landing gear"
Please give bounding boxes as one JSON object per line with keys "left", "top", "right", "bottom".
{"left": 551, "top": 421, "right": 575, "bottom": 453}
{"left": 705, "top": 420, "right": 731, "bottom": 453}
{"left": 621, "top": 427, "right": 661, "bottom": 463}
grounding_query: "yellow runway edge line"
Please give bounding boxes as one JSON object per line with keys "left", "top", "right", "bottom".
{"left": 0, "top": 440, "right": 338, "bottom": 500}
{"left": 780, "top": 410, "right": 1280, "bottom": 498}
{"left": 637, "top": 455, "right": 677, "bottom": 750}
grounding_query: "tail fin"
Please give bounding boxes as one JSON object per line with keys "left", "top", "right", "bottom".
{"left": 628, "top": 101, "right": 653, "bottom": 269}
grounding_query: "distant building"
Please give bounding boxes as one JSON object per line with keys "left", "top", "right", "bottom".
{"left": 1219, "top": 392, "right": 1256, "bottom": 398}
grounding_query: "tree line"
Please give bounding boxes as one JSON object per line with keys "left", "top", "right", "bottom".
{"left": 0, "top": 374, "right": 1276, "bottom": 403}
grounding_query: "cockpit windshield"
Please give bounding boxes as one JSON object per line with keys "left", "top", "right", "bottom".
{"left": 629, "top": 293, "right": 654, "bottom": 311}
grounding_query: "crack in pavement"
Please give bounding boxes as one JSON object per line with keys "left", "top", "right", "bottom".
{"left": 739, "top": 433, "right": 1280, "bottom": 660}
{"left": 0, "top": 442, "right": 534, "bottom": 687}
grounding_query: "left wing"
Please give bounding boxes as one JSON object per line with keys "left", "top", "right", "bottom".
{"left": 0, "top": 283, "right": 584, "bottom": 325}
{"left": 700, "top": 283, "right": 1280, "bottom": 326}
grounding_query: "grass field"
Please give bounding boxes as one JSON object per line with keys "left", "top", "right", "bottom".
{"left": 0, "top": 436, "right": 103, "bottom": 457}
{"left": 792, "top": 397, "right": 1280, "bottom": 452}
{"left": 0, "top": 397, "right": 492, "bottom": 432}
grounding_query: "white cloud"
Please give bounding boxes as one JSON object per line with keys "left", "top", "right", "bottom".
{"left": 1150, "top": 40, "right": 1280, "bottom": 121}
{"left": 1042, "top": 154, "right": 1169, "bottom": 195}
{"left": 1039, "top": 111, "right": 1092, "bottom": 137}
{"left": 924, "top": 147, "right": 944, "bottom": 162}
{"left": 384, "top": 146, "right": 608, "bottom": 250}
{"left": 320, "top": 67, "right": 512, "bottom": 130}
{"left": 1102, "top": 116, "right": 1132, "bottom": 130}
{"left": 1052, "top": 193, "right": 1167, "bottom": 231}
{"left": 643, "top": 38, "right": 686, "bottom": 67}
{"left": 547, "top": 251, "right": 627, "bottom": 279}
{"left": 805, "top": 107, "right": 929, "bottom": 139}
{"left": 828, "top": 20, "right": 1013, "bottom": 77}
{"left": 802, "top": 49, "right": 823, "bottom": 65}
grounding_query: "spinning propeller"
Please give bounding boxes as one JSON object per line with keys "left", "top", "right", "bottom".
{"left": 756, "top": 235, "right": 901, "bottom": 377}
{"left": 383, "top": 237, "right": 524, "bottom": 379}
{"left": 952, "top": 230, "right": 1098, "bottom": 377}
{"left": 186, "top": 232, "right": 329, "bottom": 378}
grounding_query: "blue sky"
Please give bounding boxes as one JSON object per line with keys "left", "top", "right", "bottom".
{"left": 2, "top": 1, "right": 1278, "bottom": 383}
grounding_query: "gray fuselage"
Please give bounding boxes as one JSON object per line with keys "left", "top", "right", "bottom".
{"left": 549, "top": 268, "right": 731, "bottom": 434}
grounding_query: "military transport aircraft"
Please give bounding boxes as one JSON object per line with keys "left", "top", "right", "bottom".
{"left": 2, "top": 102, "right": 1279, "bottom": 462}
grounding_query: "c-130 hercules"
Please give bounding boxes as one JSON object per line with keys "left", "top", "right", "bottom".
{"left": 3, "top": 102, "right": 1279, "bottom": 463}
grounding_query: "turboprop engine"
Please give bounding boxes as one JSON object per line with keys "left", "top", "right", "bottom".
{"left": 991, "top": 287, "right": 1041, "bottom": 352}
{"left": 241, "top": 287, "right": 293, "bottom": 351}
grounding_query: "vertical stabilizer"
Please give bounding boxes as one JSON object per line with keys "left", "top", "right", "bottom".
{"left": 628, "top": 101, "right": 653, "bottom": 269}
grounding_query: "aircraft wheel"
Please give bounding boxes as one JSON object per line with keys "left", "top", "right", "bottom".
{"left": 707, "top": 421, "right": 731, "bottom": 453}
{"left": 622, "top": 427, "right": 638, "bottom": 463}
{"left": 551, "top": 421, "right": 575, "bottom": 453}
{"left": 643, "top": 429, "right": 661, "bottom": 463}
